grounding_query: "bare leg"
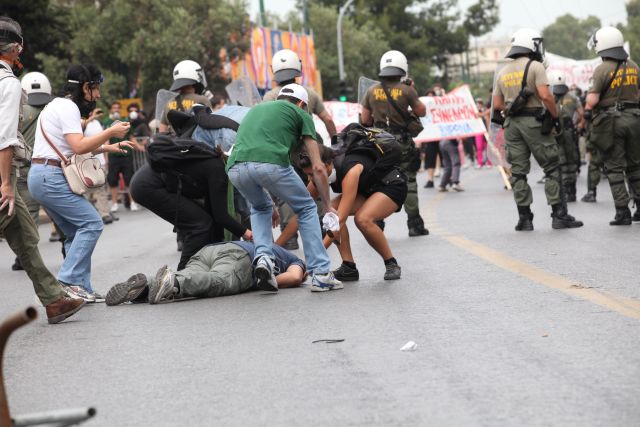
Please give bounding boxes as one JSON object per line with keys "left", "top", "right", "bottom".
{"left": 354, "top": 193, "right": 399, "bottom": 260}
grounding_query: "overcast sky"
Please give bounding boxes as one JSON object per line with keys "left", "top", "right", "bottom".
{"left": 248, "top": 0, "right": 629, "bottom": 37}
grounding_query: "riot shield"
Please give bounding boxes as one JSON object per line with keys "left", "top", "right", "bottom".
{"left": 225, "top": 77, "right": 262, "bottom": 107}
{"left": 154, "top": 89, "right": 178, "bottom": 128}
{"left": 358, "top": 76, "right": 379, "bottom": 104}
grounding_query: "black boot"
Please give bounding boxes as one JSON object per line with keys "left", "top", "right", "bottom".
{"left": 609, "top": 206, "right": 632, "bottom": 226}
{"left": 566, "top": 183, "right": 577, "bottom": 202}
{"left": 581, "top": 188, "right": 596, "bottom": 203}
{"left": 551, "top": 204, "right": 584, "bottom": 229}
{"left": 11, "top": 257, "right": 24, "bottom": 271}
{"left": 515, "top": 206, "right": 534, "bottom": 231}
{"left": 407, "top": 215, "right": 429, "bottom": 237}
{"left": 633, "top": 200, "right": 640, "bottom": 222}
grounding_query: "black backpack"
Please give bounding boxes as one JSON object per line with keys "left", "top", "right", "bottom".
{"left": 146, "top": 134, "right": 220, "bottom": 173}
{"left": 332, "top": 123, "right": 403, "bottom": 181}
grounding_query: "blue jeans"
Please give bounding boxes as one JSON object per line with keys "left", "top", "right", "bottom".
{"left": 28, "top": 163, "right": 104, "bottom": 292}
{"left": 227, "top": 162, "right": 330, "bottom": 274}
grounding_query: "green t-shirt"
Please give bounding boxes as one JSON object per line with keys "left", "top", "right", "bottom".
{"left": 102, "top": 116, "right": 132, "bottom": 158}
{"left": 226, "top": 100, "right": 317, "bottom": 170}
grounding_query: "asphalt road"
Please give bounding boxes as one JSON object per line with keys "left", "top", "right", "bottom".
{"left": 1, "top": 164, "right": 639, "bottom": 426}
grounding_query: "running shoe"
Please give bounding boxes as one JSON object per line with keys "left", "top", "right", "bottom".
{"left": 452, "top": 183, "right": 465, "bottom": 192}
{"left": 310, "top": 272, "right": 343, "bottom": 292}
{"left": 149, "top": 265, "right": 177, "bottom": 304}
{"left": 110, "top": 202, "right": 119, "bottom": 213}
{"left": 106, "top": 273, "right": 148, "bottom": 306}
{"left": 254, "top": 256, "right": 278, "bottom": 292}
{"left": 130, "top": 201, "right": 140, "bottom": 211}
{"left": 90, "top": 291, "right": 106, "bottom": 303}
{"left": 333, "top": 262, "right": 359, "bottom": 281}
{"left": 384, "top": 263, "right": 402, "bottom": 280}
{"left": 65, "top": 285, "right": 96, "bottom": 303}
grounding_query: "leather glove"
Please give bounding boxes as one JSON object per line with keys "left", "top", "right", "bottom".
{"left": 553, "top": 118, "right": 562, "bottom": 134}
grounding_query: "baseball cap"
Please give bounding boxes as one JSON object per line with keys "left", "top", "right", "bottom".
{"left": 278, "top": 83, "right": 308, "bottom": 105}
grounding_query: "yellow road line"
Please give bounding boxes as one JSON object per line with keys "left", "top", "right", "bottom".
{"left": 422, "top": 175, "right": 640, "bottom": 320}
{"left": 444, "top": 234, "right": 640, "bottom": 320}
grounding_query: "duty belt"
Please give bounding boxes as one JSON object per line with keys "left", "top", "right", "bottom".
{"left": 600, "top": 102, "right": 640, "bottom": 113}
{"left": 510, "top": 108, "right": 543, "bottom": 117}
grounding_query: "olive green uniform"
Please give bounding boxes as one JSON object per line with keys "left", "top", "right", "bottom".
{"left": 160, "top": 92, "right": 212, "bottom": 127}
{"left": 0, "top": 68, "right": 64, "bottom": 305}
{"left": 555, "top": 92, "right": 581, "bottom": 198}
{"left": 263, "top": 85, "right": 326, "bottom": 116}
{"left": 583, "top": 123, "right": 604, "bottom": 199}
{"left": 588, "top": 59, "right": 640, "bottom": 209}
{"left": 361, "top": 81, "right": 424, "bottom": 231}
{"left": 495, "top": 57, "right": 561, "bottom": 207}
{"left": 16, "top": 103, "right": 42, "bottom": 225}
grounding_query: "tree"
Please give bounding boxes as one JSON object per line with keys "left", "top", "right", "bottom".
{"left": 306, "top": 0, "right": 499, "bottom": 92}
{"left": 542, "top": 14, "right": 601, "bottom": 59}
{"left": 0, "top": 0, "right": 71, "bottom": 72}
{"left": 622, "top": 0, "right": 640, "bottom": 59}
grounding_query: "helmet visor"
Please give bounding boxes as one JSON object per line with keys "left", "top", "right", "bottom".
{"left": 587, "top": 32, "right": 597, "bottom": 51}
{"left": 533, "top": 38, "right": 545, "bottom": 59}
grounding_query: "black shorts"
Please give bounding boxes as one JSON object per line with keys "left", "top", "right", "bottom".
{"left": 363, "top": 169, "right": 408, "bottom": 212}
{"left": 107, "top": 156, "right": 134, "bottom": 187}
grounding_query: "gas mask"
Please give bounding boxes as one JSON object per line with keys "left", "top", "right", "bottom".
{"left": 110, "top": 111, "right": 121, "bottom": 120}
{"left": 128, "top": 110, "right": 139, "bottom": 120}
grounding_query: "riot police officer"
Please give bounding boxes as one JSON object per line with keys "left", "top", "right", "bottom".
{"left": 548, "top": 70, "right": 583, "bottom": 202}
{"left": 585, "top": 27, "right": 640, "bottom": 225}
{"left": 158, "top": 60, "right": 212, "bottom": 133}
{"left": 10, "top": 72, "right": 53, "bottom": 270}
{"left": 493, "top": 28, "right": 583, "bottom": 231}
{"left": 360, "top": 50, "right": 429, "bottom": 237}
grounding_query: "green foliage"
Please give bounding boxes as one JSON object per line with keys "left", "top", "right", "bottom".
{"left": 623, "top": 0, "right": 640, "bottom": 59}
{"left": 1, "top": 0, "right": 71, "bottom": 71}
{"left": 542, "top": 14, "right": 601, "bottom": 59}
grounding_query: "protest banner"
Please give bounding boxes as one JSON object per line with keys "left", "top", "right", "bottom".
{"left": 545, "top": 52, "right": 601, "bottom": 91}
{"left": 414, "top": 85, "right": 487, "bottom": 143}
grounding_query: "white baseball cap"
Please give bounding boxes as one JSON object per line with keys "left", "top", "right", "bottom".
{"left": 278, "top": 83, "right": 308, "bottom": 105}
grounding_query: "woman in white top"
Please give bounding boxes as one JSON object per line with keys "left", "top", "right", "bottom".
{"left": 28, "top": 64, "right": 132, "bottom": 302}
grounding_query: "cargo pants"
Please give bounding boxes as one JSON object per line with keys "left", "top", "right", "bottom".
{"left": 175, "top": 243, "right": 254, "bottom": 299}
{"left": 16, "top": 163, "right": 40, "bottom": 225}
{"left": 556, "top": 127, "right": 580, "bottom": 189}
{"left": 585, "top": 140, "right": 603, "bottom": 191}
{"left": 0, "top": 168, "right": 64, "bottom": 305}
{"left": 590, "top": 109, "right": 640, "bottom": 207}
{"left": 394, "top": 133, "right": 421, "bottom": 217}
{"left": 504, "top": 116, "right": 562, "bottom": 207}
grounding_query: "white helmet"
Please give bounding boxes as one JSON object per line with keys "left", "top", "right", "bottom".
{"left": 20, "top": 71, "right": 52, "bottom": 106}
{"left": 271, "top": 49, "right": 302, "bottom": 84}
{"left": 170, "top": 60, "right": 207, "bottom": 93}
{"left": 588, "top": 27, "right": 627, "bottom": 60}
{"left": 547, "top": 70, "right": 569, "bottom": 96}
{"left": 379, "top": 50, "right": 408, "bottom": 77}
{"left": 506, "top": 28, "right": 545, "bottom": 61}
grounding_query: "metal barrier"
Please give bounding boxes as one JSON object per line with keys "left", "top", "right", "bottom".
{"left": 0, "top": 308, "right": 96, "bottom": 427}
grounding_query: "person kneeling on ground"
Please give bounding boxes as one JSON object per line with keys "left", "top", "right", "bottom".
{"left": 279, "top": 137, "right": 405, "bottom": 282}
{"left": 105, "top": 241, "right": 305, "bottom": 305}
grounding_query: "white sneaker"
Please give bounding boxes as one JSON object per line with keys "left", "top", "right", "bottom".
{"left": 310, "top": 272, "right": 343, "bottom": 292}
{"left": 110, "top": 202, "right": 119, "bottom": 213}
{"left": 434, "top": 169, "right": 441, "bottom": 178}
{"left": 452, "top": 183, "right": 465, "bottom": 192}
{"left": 254, "top": 257, "right": 278, "bottom": 292}
{"left": 149, "top": 265, "right": 177, "bottom": 304}
{"left": 130, "top": 201, "right": 140, "bottom": 211}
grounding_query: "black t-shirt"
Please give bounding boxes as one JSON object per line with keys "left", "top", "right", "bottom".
{"left": 331, "top": 152, "right": 376, "bottom": 195}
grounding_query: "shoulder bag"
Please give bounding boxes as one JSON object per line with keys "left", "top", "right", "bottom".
{"left": 39, "top": 118, "right": 106, "bottom": 195}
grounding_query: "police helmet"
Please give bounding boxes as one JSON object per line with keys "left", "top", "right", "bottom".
{"left": 170, "top": 60, "right": 207, "bottom": 93}
{"left": 588, "top": 27, "right": 627, "bottom": 61}
{"left": 547, "top": 70, "right": 569, "bottom": 96}
{"left": 379, "top": 50, "right": 408, "bottom": 78}
{"left": 21, "top": 72, "right": 52, "bottom": 106}
{"left": 506, "top": 28, "right": 545, "bottom": 62}
{"left": 272, "top": 49, "right": 302, "bottom": 84}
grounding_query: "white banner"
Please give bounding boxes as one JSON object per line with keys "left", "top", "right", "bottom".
{"left": 546, "top": 52, "right": 602, "bottom": 92}
{"left": 313, "top": 101, "right": 360, "bottom": 145}
{"left": 414, "top": 85, "right": 487, "bottom": 143}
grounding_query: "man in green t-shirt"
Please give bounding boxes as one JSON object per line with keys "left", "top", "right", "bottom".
{"left": 226, "top": 83, "right": 342, "bottom": 293}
